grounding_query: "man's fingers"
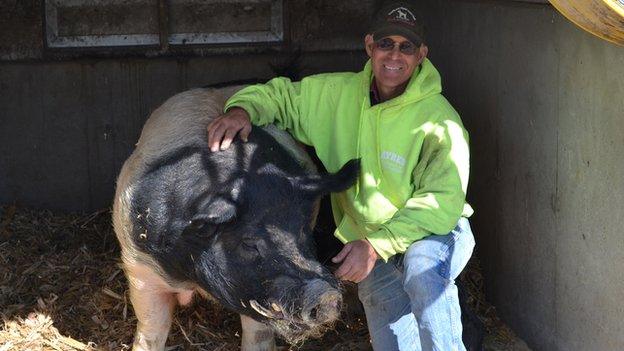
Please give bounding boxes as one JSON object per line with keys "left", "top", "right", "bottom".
{"left": 207, "top": 116, "right": 226, "bottom": 138}
{"left": 220, "top": 128, "right": 239, "bottom": 150}
{"left": 332, "top": 244, "right": 352, "bottom": 264}
{"left": 353, "top": 271, "right": 367, "bottom": 283}
{"left": 206, "top": 118, "right": 218, "bottom": 134}
{"left": 207, "top": 121, "right": 217, "bottom": 144}
{"left": 341, "top": 263, "right": 361, "bottom": 282}
{"left": 207, "top": 118, "right": 222, "bottom": 146}
{"left": 209, "top": 123, "right": 228, "bottom": 152}
{"left": 335, "top": 261, "right": 356, "bottom": 280}
{"left": 240, "top": 124, "right": 252, "bottom": 142}
{"left": 343, "top": 269, "right": 359, "bottom": 282}
{"left": 334, "top": 250, "right": 360, "bottom": 282}
{"left": 207, "top": 107, "right": 252, "bottom": 151}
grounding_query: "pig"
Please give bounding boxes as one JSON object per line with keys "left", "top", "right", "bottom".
{"left": 112, "top": 86, "right": 359, "bottom": 351}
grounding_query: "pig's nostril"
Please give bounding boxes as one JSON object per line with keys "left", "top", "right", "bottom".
{"left": 300, "top": 279, "right": 342, "bottom": 324}
{"left": 304, "top": 293, "right": 341, "bottom": 324}
{"left": 309, "top": 306, "right": 319, "bottom": 320}
{"left": 308, "top": 302, "right": 338, "bottom": 324}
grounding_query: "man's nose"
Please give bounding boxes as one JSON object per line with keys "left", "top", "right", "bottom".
{"left": 389, "top": 44, "right": 402, "bottom": 58}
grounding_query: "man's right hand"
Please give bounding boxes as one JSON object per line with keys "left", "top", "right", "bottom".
{"left": 207, "top": 107, "right": 252, "bottom": 152}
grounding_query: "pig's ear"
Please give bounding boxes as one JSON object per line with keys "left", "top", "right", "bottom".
{"left": 297, "top": 159, "right": 360, "bottom": 196}
{"left": 195, "top": 197, "right": 237, "bottom": 224}
{"left": 185, "top": 197, "right": 237, "bottom": 237}
{"left": 208, "top": 197, "right": 238, "bottom": 223}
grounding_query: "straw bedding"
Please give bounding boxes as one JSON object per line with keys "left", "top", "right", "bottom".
{"left": 0, "top": 205, "right": 518, "bottom": 350}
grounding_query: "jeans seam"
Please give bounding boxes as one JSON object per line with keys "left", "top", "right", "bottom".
{"left": 445, "top": 283, "right": 461, "bottom": 350}
{"left": 437, "top": 233, "right": 458, "bottom": 279}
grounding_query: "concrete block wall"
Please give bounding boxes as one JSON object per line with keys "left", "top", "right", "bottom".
{"left": 414, "top": 1, "right": 624, "bottom": 350}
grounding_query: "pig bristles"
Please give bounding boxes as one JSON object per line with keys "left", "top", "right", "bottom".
{"left": 272, "top": 317, "right": 338, "bottom": 346}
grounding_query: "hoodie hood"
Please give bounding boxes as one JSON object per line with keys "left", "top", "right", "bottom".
{"left": 362, "top": 57, "right": 442, "bottom": 108}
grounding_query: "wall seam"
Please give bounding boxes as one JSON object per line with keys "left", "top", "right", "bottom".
{"left": 553, "top": 8, "right": 561, "bottom": 351}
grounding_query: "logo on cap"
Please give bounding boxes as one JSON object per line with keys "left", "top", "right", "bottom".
{"left": 386, "top": 7, "right": 416, "bottom": 26}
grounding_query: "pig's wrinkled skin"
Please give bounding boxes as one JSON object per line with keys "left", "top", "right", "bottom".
{"left": 113, "top": 87, "right": 358, "bottom": 351}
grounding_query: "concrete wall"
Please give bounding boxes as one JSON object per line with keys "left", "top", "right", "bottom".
{"left": 413, "top": 1, "right": 624, "bottom": 350}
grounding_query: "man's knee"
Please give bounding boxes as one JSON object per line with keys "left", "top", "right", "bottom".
{"left": 402, "top": 237, "right": 455, "bottom": 286}
{"left": 402, "top": 218, "right": 475, "bottom": 285}
{"left": 401, "top": 252, "right": 451, "bottom": 307}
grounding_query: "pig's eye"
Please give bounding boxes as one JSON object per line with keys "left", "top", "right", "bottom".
{"left": 240, "top": 239, "right": 260, "bottom": 255}
{"left": 186, "top": 219, "right": 218, "bottom": 237}
{"left": 189, "top": 219, "right": 206, "bottom": 230}
{"left": 188, "top": 219, "right": 208, "bottom": 231}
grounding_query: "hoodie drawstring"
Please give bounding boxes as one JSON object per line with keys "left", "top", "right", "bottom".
{"left": 354, "top": 100, "right": 366, "bottom": 198}
{"left": 375, "top": 108, "right": 383, "bottom": 184}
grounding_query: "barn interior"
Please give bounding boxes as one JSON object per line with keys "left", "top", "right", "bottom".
{"left": 1, "top": 1, "right": 624, "bottom": 350}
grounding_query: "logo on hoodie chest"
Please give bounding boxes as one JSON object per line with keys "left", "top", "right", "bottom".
{"left": 380, "top": 151, "right": 406, "bottom": 173}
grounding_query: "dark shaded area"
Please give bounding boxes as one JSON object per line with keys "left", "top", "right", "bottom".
{"left": 459, "top": 280, "right": 486, "bottom": 351}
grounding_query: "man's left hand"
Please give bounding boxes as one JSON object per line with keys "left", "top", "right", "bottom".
{"left": 332, "top": 239, "right": 378, "bottom": 283}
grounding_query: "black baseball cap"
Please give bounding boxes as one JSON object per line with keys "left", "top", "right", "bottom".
{"left": 369, "top": 2, "right": 425, "bottom": 45}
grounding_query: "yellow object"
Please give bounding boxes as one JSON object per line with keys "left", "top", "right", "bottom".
{"left": 549, "top": 0, "right": 624, "bottom": 45}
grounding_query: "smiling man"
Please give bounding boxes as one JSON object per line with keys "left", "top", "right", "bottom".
{"left": 207, "top": 2, "right": 475, "bottom": 350}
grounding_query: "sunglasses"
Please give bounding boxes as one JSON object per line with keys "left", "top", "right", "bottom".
{"left": 373, "top": 37, "right": 420, "bottom": 55}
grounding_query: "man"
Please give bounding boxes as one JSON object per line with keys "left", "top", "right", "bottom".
{"left": 207, "top": 2, "right": 475, "bottom": 350}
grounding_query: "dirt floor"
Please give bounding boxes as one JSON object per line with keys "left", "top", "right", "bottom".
{"left": 0, "top": 205, "right": 528, "bottom": 350}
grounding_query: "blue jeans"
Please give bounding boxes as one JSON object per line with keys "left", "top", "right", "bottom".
{"left": 358, "top": 217, "right": 475, "bottom": 351}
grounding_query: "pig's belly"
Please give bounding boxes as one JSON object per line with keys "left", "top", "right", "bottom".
{"left": 125, "top": 261, "right": 196, "bottom": 306}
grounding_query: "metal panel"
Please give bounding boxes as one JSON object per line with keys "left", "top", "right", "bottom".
{"left": 45, "top": 0, "right": 160, "bottom": 48}
{"left": 168, "top": 0, "right": 283, "bottom": 45}
{"left": 289, "top": 0, "right": 377, "bottom": 51}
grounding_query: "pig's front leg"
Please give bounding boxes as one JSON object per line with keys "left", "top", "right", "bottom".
{"left": 126, "top": 268, "right": 176, "bottom": 351}
{"left": 240, "top": 314, "right": 276, "bottom": 351}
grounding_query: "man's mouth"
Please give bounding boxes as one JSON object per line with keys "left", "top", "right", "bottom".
{"left": 383, "top": 64, "right": 403, "bottom": 71}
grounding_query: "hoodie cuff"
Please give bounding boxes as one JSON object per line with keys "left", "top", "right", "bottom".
{"left": 366, "top": 229, "right": 398, "bottom": 262}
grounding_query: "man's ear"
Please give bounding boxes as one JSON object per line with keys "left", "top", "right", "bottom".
{"left": 417, "top": 45, "right": 429, "bottom": 65}
{"left": 365, "top": 34, "right": 375, "bottom": 58}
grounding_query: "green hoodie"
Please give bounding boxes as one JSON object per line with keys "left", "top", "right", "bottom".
{"left": 225, "top": 58, "right": 472, "bottom": 261}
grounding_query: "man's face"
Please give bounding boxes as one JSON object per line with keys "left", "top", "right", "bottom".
{"left": 365, "top": 34, "right": 428, "bottom": 95}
